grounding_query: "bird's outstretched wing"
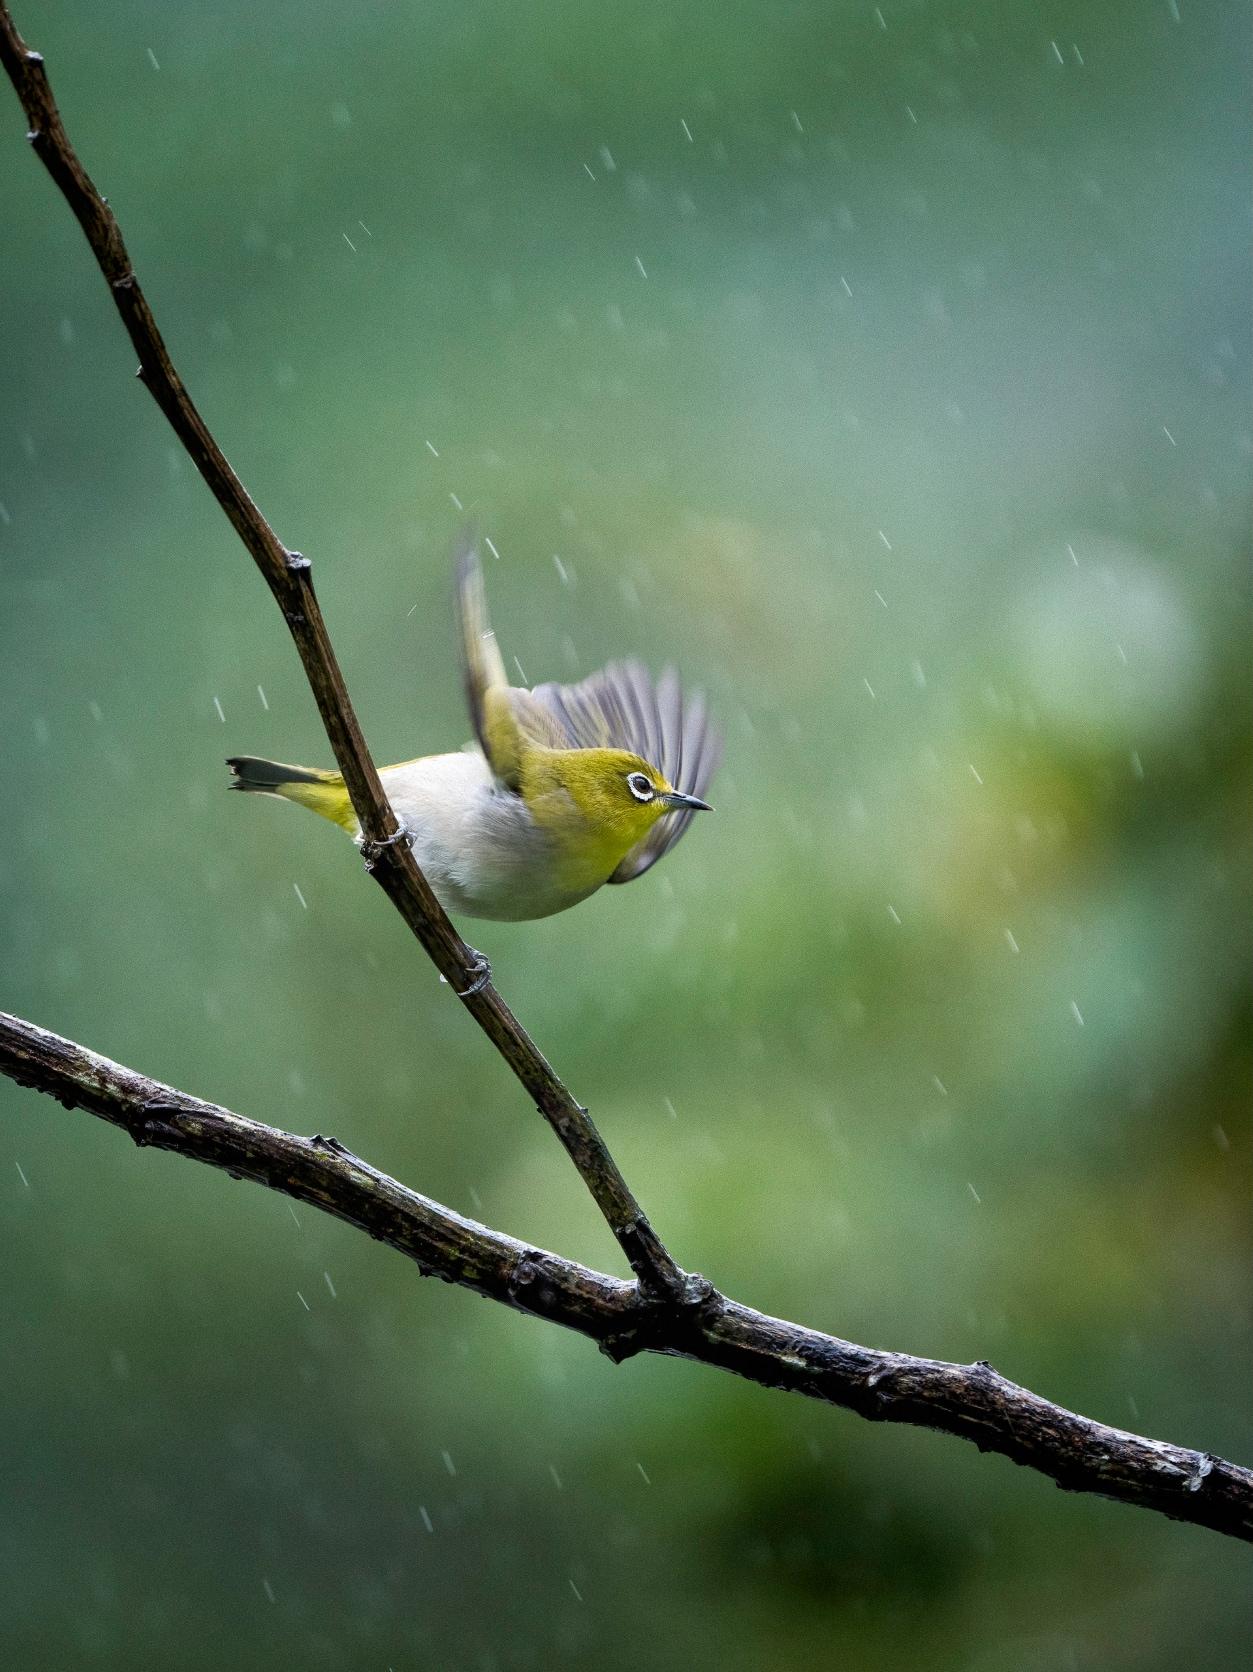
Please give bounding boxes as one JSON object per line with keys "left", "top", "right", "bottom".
{"left": 455, "top": 536, "right": 721, "bottom": 883}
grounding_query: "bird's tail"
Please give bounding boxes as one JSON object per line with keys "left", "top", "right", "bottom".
{"left": 226, "top": 756, "right": 357, "bottom": 832}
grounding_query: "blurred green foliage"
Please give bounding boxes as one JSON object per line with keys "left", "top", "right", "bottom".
{"left": 1, "top": 1, "right": 1249, "bottom": 1667}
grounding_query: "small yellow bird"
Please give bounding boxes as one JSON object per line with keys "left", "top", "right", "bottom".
{"left": 228, "top": 540, "right": 719, "bottom": 926}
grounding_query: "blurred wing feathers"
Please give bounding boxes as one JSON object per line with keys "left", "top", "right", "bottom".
{"left": 606, "top": 671, "right": 721, "bottom": 883}
{"left": 456, "top": 536, "right": 527, "bottom": 787}
{"left": 527, "top": 659, "right": 720, "bottom": 884}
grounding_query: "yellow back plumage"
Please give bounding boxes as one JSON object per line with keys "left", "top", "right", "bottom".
{"left": 275, "top": 775, "right": 356, "bottom": 831}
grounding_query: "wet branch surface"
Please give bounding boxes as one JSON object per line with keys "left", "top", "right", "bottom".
{"left": 0, "top": 2, "right": 681, "bottom": 1299}
{"left": 4, "top": 1009, "right": 1252, "bottom": 1544}
{"left": 3, "top": 4, "right": 1251, "bottom": 1548}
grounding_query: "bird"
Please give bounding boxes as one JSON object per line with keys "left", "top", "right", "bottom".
{"left": 227, "top": 538, "right": 720, "bottom": 940}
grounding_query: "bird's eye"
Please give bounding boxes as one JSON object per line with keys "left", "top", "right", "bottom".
{"left": 626, "top": 772, "right": 655, "bottom": 802}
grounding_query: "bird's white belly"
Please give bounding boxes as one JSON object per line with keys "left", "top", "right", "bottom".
{"left": 369, "top": 752, "right": 600, "bottom": 922}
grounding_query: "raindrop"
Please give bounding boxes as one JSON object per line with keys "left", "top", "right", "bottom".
{"left": 14, "top": 1161, "right": 30, "bottom": 1189}
{"left": 296, "top": 1291, "right": 310, "bottom": 1311}
{"left": 212, "top": 696, "right": 226, "bottom": 723}
{"left": 257, "top": 685, "right": 269, "bottom": 710}
{"left": 146, "top": 47, "right": 160, "bottom": 70}
{"left": 292, "top": 882, "right": 308, "bottom": 909}
{"left": 419, "top": 1505, "right": 434, "bottom": 1533}
{"left": 1069, "top": 1000, "right": 1085, "bottom": 1026}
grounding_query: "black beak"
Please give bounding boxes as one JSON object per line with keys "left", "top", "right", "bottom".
{"left": 662, "top": 790, "right": 713, "bottom": 813}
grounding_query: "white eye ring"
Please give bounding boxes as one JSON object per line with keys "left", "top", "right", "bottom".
{"left": 626, "top": 771, "right": 655, "bottom": 802}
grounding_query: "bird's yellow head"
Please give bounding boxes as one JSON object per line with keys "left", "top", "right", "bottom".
{"left": 520, "top": 746, "right": 712, "bottom": 884}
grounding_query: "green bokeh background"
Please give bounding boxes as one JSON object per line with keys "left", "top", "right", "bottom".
{"left": 1, "top": 2, "right": 1250, "bottom": 1667}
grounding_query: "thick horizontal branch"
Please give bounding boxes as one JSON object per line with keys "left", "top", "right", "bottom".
{"left": 0, "top": 2, "right": 681, "bottom": 1298}
{"left": 4, "top": 1009, "right": 1250, "bottom": 1545}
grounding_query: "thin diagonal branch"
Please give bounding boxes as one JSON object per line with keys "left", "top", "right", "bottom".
{"left": 0, "top": 2, "right": 683, "bottom": 1299}
{"left": 3, "top": 1009, "right": 1250, "bottom": 1544}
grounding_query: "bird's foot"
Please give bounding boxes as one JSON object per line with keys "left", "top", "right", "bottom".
{"left": 360, "top": 823, "right": 412, "bottom": 868}
{"left": 456, "top": 949, "right": 492, "bottom": 997}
